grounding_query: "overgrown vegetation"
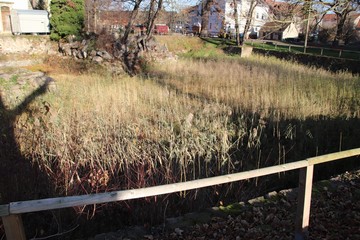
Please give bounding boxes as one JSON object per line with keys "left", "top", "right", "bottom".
{"left": 149, "top": 55, "right": 360, "bottom": 119}
{"left": 50, "top": 0, "right": 84, "bottom": 40}
{"left": 1, "top": 36, "right": 360, "bottom": 238}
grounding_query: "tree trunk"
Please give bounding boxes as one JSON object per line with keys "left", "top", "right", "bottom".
{"left": 146, "top": 0, "right": 156, "bottom": 35}
{"left": 93, "top": 0, "right": 97, "bottom": 33}
{"left": 317, "top": 0, "right": 358, "bottom": 46}
{"left": 200, "top": 0, "right": 214, "bottom": 37}
{"left": 122, "top": 0, "right": 142, "bottom": 44}
{"left": 332, "top": 12, "right": 349, "bottom": 46}
{"left": 146, "top": 0, "right": 163, "bottom": 39}
{"left": 30, "top": 0, "right": 36, "bottom": 9}
{"left": 242, "top": 0, "right": 257, "bottom": 40}
{"left": 233, "top": 0, "right": 240, "bottom": 45}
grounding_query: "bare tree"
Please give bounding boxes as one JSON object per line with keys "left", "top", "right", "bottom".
{"left": 29, "top": 0, "right": 49, "bottom": 10}
{"left": 145, "top": 0, "right": 164, "bottom": 38}
{"left": 289, "top": 0, "right": 360, "bottom": 45}
{"left": 228, "top": 0, "right": 267, "bottom": 40}
{"left": 242, "top": 0, "right": 258, "bottom": 39}
{"left": 121, "top": 0, "right": 144, "bottom": 43}
{"left": 318, "top": 0, "right": 359, "bottom": 46}
{"left": 84, "top": 0, "right": 124, "bottom": 33}
{"left": 200, "top": 0, "right": 214, "bottom": 37}
{"left": 233, "top": 0, "right": 240, "bottom": 45}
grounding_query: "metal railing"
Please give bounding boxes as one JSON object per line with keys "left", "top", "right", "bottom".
{"left": 1, "top": 148, "right": 360, "bottom": 240}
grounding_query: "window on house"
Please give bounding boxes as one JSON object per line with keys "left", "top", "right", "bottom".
{"left": 256, "top": 13, "right": 259, "bottom": 19}
{"left": 262, "top": 14, "right": 266, "bottom": 20}
{"left": 210, "top": 23, "right": 212, "bottom": 30}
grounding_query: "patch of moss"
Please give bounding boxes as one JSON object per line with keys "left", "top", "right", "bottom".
{"left": 219, "top": 202, "right": 246, "bottom": 215}
{"left": 10, "top": 75, "right": 18, "bottom": 84}
{"left": 312, "top": 180, "right": 336, "bottom": 198}
{"left": 0, "top": 77, "right": 6, "bottom": 85}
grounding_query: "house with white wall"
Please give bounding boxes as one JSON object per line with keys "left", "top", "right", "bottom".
{"left": 193, "top": 0, "right": 270, "bottom": 37}
{"left": 259, "top": 21, "right": 299, "bottom": 40}
{"left": 1, "top": 0, "right": 29, "bottom": 33}
{"left": 1, "top": 0, "right": 50, "bottom": 34}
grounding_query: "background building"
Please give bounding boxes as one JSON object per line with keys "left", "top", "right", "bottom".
{"left": 192, "top": 0, "right": 270, "bottom": 37}
{"left": 1, "top": 0, "right": 50, "bottom": 34}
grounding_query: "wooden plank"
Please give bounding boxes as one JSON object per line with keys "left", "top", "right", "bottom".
{"left": 3, "top": 148, "right": 358, "bottom": 218}
{"left": 295, "top": 166, "right": 314, "bottom": 240}
{"left": 2, "top": 214, "right": 26, "bottom": 240}
{"left": 0, "top": 204, "right": 9, "bottom": 217}
{"left": 9, "top": 160, "right": 308, "bottom": 214}
{"left": 308, "top": 148, "right": 360, "bottom": 166}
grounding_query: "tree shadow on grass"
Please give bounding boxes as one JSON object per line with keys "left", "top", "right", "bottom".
{"left": 0, "top": 78, "right": 63, "bottom": 238}
{"left": 200, "top": 37, "right": 237, "bottom": 46}
{"left": 0, "top": 79, "right": 53, "bottom": 203}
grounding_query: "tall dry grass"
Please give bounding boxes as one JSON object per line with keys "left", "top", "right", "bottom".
{"left": 12, "top": 53, "right": 360, "bottom": 199}
{"left": 5, "top": 52, "right": 360, "bottom": 233}
{"left": 149, "top": 55, "right": 360, "bottom": 120}
{"left": 15, "top": 73, "right": 239, "bottom": 198}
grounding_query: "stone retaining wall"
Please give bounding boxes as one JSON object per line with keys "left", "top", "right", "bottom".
{"left": 0, "top": 36, "right": 57, "bottom": 55}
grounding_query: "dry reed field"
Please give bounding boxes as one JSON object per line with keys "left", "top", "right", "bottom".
{"left": 11, "top": 52, "right": 360, "bottom": 201}
{"left": 2, "top": 45, "right": 360, "bottom": 236}
{"left": 150, "top": 55, "right": 360, "bottom": 120}
{"left": 11, "top": 53, "right": 360, "bottom": 198}
{"left": 16, "top": 72, "right": 237, "bottom": 195}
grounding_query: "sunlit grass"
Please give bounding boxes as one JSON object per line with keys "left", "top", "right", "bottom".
{"left": 14, "top": 72, "right": 238, "bottom": 196}
{"left": 5, "top": 37, "right": 360, "bottom": 202}
{"left": 149, "top": 54, "right": 360, "bottom": 120}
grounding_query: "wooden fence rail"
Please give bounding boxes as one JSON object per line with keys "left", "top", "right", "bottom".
{"left": 250, "top": 40, "right": 360, "bottom": 60}
{"left": 1, "top": 148, "right": 360, "bottom": 240}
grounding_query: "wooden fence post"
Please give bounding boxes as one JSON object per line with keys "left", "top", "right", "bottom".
{"left": 295, "top": 165, "right": 314, "bottom": 240}
{"left": 2, "top": 214, "right": 26, "bottom": 240}
{"left": 338, "top": 50, "right": 342, "bottom": 58}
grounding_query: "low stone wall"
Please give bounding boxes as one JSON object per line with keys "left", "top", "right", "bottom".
{"left": 253, "top": 48, "right": 360, "bottom": 74}
{"left": 0, "top": 36, "right": 57, "bottom": 55}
